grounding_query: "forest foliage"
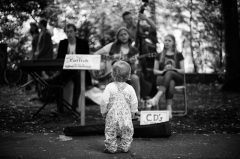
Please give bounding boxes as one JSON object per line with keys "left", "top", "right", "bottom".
{"left": 0, "top": 0, "right": 239, "bottom": 73}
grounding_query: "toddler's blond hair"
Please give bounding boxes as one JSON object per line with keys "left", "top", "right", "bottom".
{"left": 112, "top": 60, "right": 131, "bottom": 82}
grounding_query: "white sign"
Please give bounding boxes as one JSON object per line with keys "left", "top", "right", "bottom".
{"left": 63, "top": 54, "right": 101, "bottom": 70}
{"left": 140, "top": 111, "right": 170, "bottom": 125}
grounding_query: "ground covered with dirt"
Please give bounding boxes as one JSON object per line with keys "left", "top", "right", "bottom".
{"left": 0, "top": 83, "right": 240, "bottom": 135}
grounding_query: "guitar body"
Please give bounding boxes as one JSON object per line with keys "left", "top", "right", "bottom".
{"left": 90, "top": 53, "right": 157, "bottom": 82}
{"left": 91, "top": 59, "right": 112, "bottom": 82}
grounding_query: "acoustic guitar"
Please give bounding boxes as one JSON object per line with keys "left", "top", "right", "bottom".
{"left": 91, "top": 52, "right": 157, "bottom": 81}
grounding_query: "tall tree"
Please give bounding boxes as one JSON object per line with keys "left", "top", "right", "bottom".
{"left": 0, "top": 0, "right": 52, "bottom": 42}
{"left": 221, "top": 0, "right": 240, "bottom": 92}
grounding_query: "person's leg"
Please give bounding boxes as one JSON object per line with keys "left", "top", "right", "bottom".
{"left": 166, "top": 98, "right": 173, "bottom": 118}
{"left": 147, "top": 76, "right": 166, "bottom": 108}
{"left": 47, "top": 70, "right": 72, "bottom": 85}
{"left": 118, "top": 118, "right": 134, "bottom": 153}
{"left": 165, "top": 80, "right": 175, "bottom": 99}
{"left": 71, "top": 71, "right": 81, "bottom": 111}
{"left": 162, "top": 71, "right": 183, "bottom": 88}
{"left": 163, "top": 71, "right": 183, "bottom": 118}
{"left": 40, "top": 71, "right": 64, "bottom": 102}
{"left": 147, "top": 71, "right": 183, "bottom": 107}
{"left": 104, "top": 119, "right": 117, "bottom": 153}
{"left": 166, "top": 80, "right": 175, "bottom": 119}
{"left": 85, "top": 70, "right": 92, "bottom": 89}
{"left": 118, "top": 125, "right": 133, "bottom": 152}
{"left": 129, "top": 74, "right": 141, "bottom": 102}
{"left": 137, "top": 71, "right": 152, "bottom": 99}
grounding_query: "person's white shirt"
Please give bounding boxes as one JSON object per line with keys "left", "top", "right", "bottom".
{"left": 68, "top": 43, "right": 76, "bottom": 54}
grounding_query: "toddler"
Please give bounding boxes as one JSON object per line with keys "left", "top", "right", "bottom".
{"left": 100, "top": 60, "right": 138, "bottom": 153}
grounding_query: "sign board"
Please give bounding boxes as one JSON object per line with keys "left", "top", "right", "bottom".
{"left": 63, "top": 54, "right": 101, "bottom": 70}
{"left": 140, "top": 111, "right": 170, "bottom": 125}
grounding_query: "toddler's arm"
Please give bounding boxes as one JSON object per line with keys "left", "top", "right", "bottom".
{"left": 100, "top": 84, "right": 111, "bottom": 115}
{"left": 129, "top": 86, "right": 138, "bottom": 115}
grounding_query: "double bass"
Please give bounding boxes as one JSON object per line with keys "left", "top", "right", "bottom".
{"left": 135, "top": 0, "right": 148, "bottom": 55}
{"left": 135, "top": 0, "right": 158, "bottom": 98}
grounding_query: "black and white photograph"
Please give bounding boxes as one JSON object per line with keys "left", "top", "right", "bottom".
{"left": 0, "top": 0, "right": 240, "bottom": 158}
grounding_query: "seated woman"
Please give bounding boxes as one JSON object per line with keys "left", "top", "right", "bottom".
{"left": 94, "top": 27, "right": 141, "bottom": 104}
{"left": 147, "top": 34, "right": 185, "bottom": 118}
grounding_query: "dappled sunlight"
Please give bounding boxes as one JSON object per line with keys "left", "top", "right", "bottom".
{"left": 1, "top": 0, "right": 225, "bottom": 74}
{"left": 155, "top": 0, "right": 223, "bottom": 73}
{"left": 51, "top": 27, "right": 67, "bottom": 44}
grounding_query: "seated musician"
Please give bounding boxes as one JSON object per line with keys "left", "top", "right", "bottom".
{"left": 147, "top": 34, "right": 185, "bottom": 119}
{"left": 48, "top": 23, "right": 92, "bottom": 112}
{"left": 94, "top": 27, "right": 141, "bottom": 104}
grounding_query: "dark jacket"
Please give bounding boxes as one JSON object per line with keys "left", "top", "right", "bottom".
{"left": 57, "top": 37, "right": 89, "bottom": 59}
{"left": 56, "top": 37, "right": 92, "bottom": 89}
{"left": 37, "top": 30, "right": 53, "bottom": 59}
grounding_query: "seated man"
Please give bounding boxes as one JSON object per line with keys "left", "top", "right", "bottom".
{"left": 48, "top": 23, "right": 92, "bottom": 112}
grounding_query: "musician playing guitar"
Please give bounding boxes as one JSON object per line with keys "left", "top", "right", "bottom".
{"left": 94, "top": 27, "right": 141, "bottom": 104}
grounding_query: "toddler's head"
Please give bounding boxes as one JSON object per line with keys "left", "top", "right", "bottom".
{"left": 112, "top": 60, "right": 131, "bottom": 82}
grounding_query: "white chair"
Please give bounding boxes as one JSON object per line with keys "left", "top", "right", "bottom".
{"left": 172, "top": 73, "right": 188, "bottom": 116}
{"left": 155, "top": 73, "right": 188, "bottom": 117}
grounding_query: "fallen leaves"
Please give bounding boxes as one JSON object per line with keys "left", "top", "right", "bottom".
{"left": 0, "top": 84, "right": 240, "bottom": 135}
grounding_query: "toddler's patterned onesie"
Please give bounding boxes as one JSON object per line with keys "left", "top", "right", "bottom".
{"left": 100, "top": 82, "right": 138, "bottom": 153}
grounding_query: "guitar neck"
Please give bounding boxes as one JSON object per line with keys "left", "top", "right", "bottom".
{"left": 100, "top": 52, "right": 157, "bottom": 61}
{"left": 101, "top": 55, "right": 116, "bottom": 61}
{"left": 138, "top": 52, "right": 157, "bottom": 59}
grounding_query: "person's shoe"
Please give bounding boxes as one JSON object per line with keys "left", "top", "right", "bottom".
{"left": 103, "top": 148, "right": 116, "bottom": 154}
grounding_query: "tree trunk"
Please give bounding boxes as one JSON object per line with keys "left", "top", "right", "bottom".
{"left": 222, "top": 0, "right": 240, "bottom": 92}
{"left": 189, "top": 0, "right": 198, "bottom": 73}
{"left": 0, "top": 43, "right": 8, "bottom": 84}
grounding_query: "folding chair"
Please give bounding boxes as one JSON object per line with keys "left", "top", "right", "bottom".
{"left": 154, "top": 72, "right": 188, "bottom": 116}
{"left": 172, "top": 73, "right": 188, "bottom": 116}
